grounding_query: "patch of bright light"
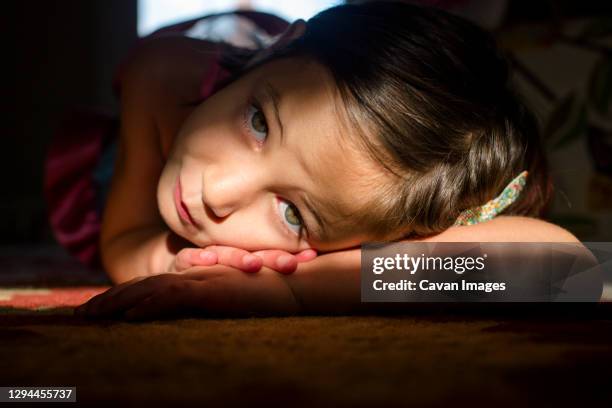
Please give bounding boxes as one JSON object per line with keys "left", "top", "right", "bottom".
{"left": 138, "top": 0, "right": 342, "bottom": 37}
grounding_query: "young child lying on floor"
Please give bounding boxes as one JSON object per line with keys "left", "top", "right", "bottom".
{"left": 76, "top": 2, "right": 581, "bottom": 319}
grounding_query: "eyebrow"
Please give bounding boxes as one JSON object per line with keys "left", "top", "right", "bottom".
{"left": 261, "top": 80, "right": 332, "bottom": 241}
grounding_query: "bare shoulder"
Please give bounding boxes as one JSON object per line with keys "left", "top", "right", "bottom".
{"left": 101, "top": 36, "right": 217, "bottom": 246}
{"left": 120, "top": 35, "right": 220, "bottom": 100}
{"left": 417, "top": 216, "right": 580, "bottom": 243}
{"left": 119, "top": 35, "right": 221, "bottom": 156}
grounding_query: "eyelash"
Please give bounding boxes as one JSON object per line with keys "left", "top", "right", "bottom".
{"left": 241, "top": 95, "right": 308, "bottom": 241}
{"left": 276, "top": 197, "right": 307, "bottom": 241}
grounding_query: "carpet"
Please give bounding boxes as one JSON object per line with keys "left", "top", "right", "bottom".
{"left": 1, "top": 244, "right": 611, "bottom": 406}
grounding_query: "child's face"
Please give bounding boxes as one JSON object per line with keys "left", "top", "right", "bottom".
{"left": 157, "top": 56, "right": 386, "bottom": 253}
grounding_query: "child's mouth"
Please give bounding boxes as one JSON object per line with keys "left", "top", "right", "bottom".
{"left": 174, "top": 176, "right": 198, "bottom": 227}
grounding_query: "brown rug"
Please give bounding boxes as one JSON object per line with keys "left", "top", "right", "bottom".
{"left": 1, "top": 245, "right": 611, "bottom": 406}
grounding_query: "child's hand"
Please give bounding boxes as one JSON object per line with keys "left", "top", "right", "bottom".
{"left": 75, "top": 265, "right": 301, "bottom": 320}
{"left": 169, "top": 245, "right": 317, "bottom": 274}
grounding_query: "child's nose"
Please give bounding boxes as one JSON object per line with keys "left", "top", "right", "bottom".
{"left": 201, "top": 166, "right": 264, "bottom": 219}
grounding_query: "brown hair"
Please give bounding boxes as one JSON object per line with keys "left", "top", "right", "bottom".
{"left": 215, "top": 1, "right": 553, "bottom": 240}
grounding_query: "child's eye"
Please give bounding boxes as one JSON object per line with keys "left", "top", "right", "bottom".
{"left": 276, "top": 197, "right": 306, "bottom": 237}
{"left": 244, "top": 103, "right": 268, "bottom": 144}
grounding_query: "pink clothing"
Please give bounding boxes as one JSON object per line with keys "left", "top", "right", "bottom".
{"left": 43, "top": 11, "right": 288, "bottom": 269}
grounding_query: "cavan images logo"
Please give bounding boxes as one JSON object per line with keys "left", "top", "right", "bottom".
{"left": 361, "top": 242, "right": 608, "bottom": 302}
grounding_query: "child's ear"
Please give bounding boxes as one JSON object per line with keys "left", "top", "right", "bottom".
{"left": 244, "top": 19, "right": 307, "bottom": 69}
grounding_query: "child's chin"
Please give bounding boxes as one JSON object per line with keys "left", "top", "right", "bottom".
{"left": 169, "top": 222, "right": 212, "bottom": 249}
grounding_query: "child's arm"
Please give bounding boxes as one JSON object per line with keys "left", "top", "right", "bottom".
{"left": 284, "top": 215, "right": 584, "bottom": 313}
{"left": 100, "top": 36, "right": 220, "bottom": 283}
{"left": 80, "top": 215, "right": 586, "bottom": 318}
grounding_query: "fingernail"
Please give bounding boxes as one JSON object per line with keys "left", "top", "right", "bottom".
{"left": 199, "top": 251, "right": 214, "bottom": 261}
{"left": 243, "top": 254, "right": 259, "bottom": 267}
{"left": 304, "top": 249, "right": 317, "bottom": 259}
{"left": 277, "top": 255, "right": 293, "bottom": 269}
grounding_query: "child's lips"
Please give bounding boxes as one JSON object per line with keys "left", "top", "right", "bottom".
{"left": 174, "top": 176, "right": 198, "bottom": 226}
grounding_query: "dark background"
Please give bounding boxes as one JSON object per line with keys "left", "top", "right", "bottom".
{"left": 7, "top": 0, "right": 137, "bottom": 245}
{"left": 5, "top": 0, "right": 612, "bottom": 248}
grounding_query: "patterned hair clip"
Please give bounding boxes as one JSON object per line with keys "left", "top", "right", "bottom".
{"left": 453, "top": 170, "right": 529, "bottom": 226}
